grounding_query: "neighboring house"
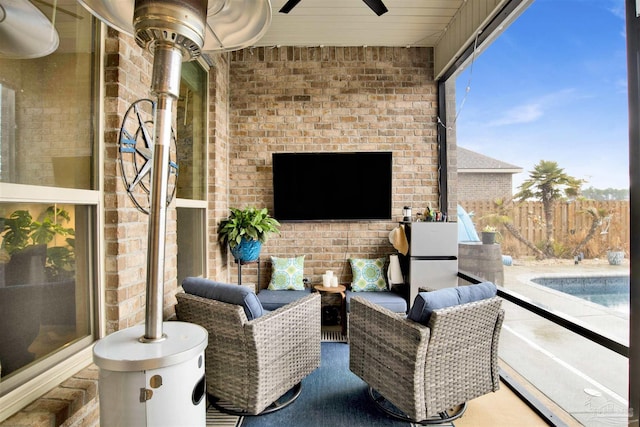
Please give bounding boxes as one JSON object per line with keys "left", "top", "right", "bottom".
{"left": 457, "top": 147, "right": 523, "bottom": 202}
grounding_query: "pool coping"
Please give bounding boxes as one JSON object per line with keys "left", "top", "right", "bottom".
{"left": 521, "top": 271, "right": 629, "bottom": 317}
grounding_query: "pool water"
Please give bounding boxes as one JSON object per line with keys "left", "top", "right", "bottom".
{"left": 531, "top": 275, "right": 629, "bottom": 314}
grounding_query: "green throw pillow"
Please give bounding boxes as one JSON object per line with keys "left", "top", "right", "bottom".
{"left": 268, "top": 255, "right": 306, "bottom": 290}
{"left": 350, "top": 257, "right": 387, "bottom": 292}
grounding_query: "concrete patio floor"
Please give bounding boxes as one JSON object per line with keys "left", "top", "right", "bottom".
{"left": 499, "top": 257, "right": 630, "bottom": 426}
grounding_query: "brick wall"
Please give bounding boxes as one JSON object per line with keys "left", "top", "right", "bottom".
{"left": 458, "top": 172, "right": 513, "bottom": 202}
{"left": 227, "top": 46, "right": 442, "bottom": 287}
{"left": 206, "top": 53, "right": 232, "bottom": 282}
{"left": 0, "top": 366, "right": 99, "bottom": 427}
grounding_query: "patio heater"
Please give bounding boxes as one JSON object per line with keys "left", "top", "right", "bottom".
{"left": 77, "top": 0, "right": 272, "bottom": 425}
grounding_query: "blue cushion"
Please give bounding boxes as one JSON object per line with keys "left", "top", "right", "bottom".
{"left": 408, "top": 282, "right": 497, "bottom": 325}
{"left": 182, "top": 277, "right": 264, "bottom": 320}
{"left": 257, "top": 288, "right": 312, "bottom": 311}
{"left": 346, "top": 290, "right": 407, "bottom": 313}
{"left": 457, "top": 281, "right": 497, "bottom": 304}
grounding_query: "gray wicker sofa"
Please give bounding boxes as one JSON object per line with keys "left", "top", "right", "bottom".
{"left": 175, "top": 277, "right": 321, "bottom": 415}
{"left": 349, "top": 282, "right": 504, "bottom": 424}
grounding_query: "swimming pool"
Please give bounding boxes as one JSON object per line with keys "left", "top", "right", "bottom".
{"left": 531, "top": 275, "right": 629, "bottom": 314}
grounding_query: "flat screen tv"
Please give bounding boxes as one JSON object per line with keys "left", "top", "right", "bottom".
{"left": 272, "top": 151, "right": 392, "bottom": 221}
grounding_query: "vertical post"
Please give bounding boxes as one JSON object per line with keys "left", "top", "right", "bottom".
{"left": 437, "top": 79, "right": 449, "bottom": 216}
{"left": 142, "top": 42, "right": 183, "bottom": 342}
{"left": 626, "top": 0, "right": 640, "bottom": 424}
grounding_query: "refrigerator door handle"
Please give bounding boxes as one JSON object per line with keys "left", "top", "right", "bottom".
{"left": 410, "top": 256, "right": 457, "bottom": 261}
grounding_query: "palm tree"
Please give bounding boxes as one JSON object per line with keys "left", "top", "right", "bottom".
{"left": 572, "top": 206, "right": 609, "bottom": 257}
{"left": 513, "top": 160, "right": 583, "bottom": 257}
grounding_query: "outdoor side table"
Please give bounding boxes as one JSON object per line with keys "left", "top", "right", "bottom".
{"left": 314, "top": 284, "right": 347, "bottom": 336}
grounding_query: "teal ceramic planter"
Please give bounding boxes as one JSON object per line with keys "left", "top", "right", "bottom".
{"left": 231, "top": 237, "right": 262, "bottom": 262}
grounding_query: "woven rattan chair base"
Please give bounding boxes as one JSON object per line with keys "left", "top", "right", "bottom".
{"left": 208, "top": 382, "right": 303, "bottom": 416}
{"left": 368, "top": 387, "right": 467, "bottom": 425}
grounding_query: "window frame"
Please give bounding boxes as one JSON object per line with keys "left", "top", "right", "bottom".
{"left": 175, "top": 57, "right": 210, "bottom": 281}
{"left": 0, "top": 17, "right": 105, "bottom": 419}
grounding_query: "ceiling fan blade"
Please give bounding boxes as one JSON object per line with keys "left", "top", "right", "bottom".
{"left": 362, "top": 0, "right": 388, "bottom": 16}
{"left": 279, "top": 0, "right": 302, "bottom": 14}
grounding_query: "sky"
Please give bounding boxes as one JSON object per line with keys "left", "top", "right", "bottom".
{"left": 455, "top": 0, "right": 629, "bottom": 191}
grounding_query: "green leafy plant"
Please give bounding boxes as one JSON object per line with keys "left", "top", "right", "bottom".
{"left": 217, "top": 207, "right": 280, "bottom": 249}
{"left": 0, "top": 206, "right": 75, "bottom": 281}
{"left": 513, "top": 160, "right": 584, "bottom": 257}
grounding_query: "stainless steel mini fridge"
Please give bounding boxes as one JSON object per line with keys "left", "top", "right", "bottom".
{"left": 407, "top": 222, "right": 458, "bottom": 305}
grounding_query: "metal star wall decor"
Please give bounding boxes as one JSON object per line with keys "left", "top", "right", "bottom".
{"left": 118, "top": 99, "right": 178, "bottom": 214}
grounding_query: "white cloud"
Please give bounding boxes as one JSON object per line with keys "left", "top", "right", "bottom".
{"left": 486, "top": 88, "right": 579, "bottom": 127}
{"left": 607, "top": 0, "right": 625, "bottom": 20}
{"left": 487, "top": 103, "right": 543, "bottom": 126}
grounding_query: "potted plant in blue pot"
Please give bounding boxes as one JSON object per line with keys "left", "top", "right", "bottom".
{"left": 217, "top": 207, "right": 280, "bottom": 262}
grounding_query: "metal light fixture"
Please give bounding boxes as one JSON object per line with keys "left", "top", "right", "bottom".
{"left": 77, "top": 0, "right": 272, "bottom": 55}
{"left": 0, "top": 0, "right": 59, "bottom": 59}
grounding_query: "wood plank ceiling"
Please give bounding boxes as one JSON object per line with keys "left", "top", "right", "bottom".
{"left": 258, "top": 0, "right": 465, "bottom": 48}
{"left": 32, "top": 0, "right": 515, "bottom": 79}
{"left": 256, "top": 0, "right": 514, "bottom": 78}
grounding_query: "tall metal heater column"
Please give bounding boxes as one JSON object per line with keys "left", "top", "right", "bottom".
{"left": 85, "top": 1, "right": 210, "bottom": 425}
{"left": 77, "top": 0, "right": 272, "bottom": 424}
{"left": 142, "top": 41, "right": 182, "bottom": 341}
{"left": 132, "top": 0, "right": 208, "bottom": 341}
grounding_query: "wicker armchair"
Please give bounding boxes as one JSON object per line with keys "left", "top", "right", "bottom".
{"left": 175, "top": 279, "right": 321, "bottom": 415}
{"left": 349, "top": 284, "right": 504, "bottom": 424}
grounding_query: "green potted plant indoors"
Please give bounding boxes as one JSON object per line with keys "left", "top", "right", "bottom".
{"left": 0, "top": 206, "right": 75, "bottom": 282}
{"left": 217, "top": 207, "right": 280, "bottom": 262}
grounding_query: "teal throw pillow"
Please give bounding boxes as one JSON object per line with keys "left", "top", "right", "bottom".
{"left": 268, "top": 255, "right": 306, "bottom": 290}
{"left": 350, "top": 257, "right": 387, "bottom": 292}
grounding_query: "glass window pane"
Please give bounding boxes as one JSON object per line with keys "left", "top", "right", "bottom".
{"left": 450, "top": 1, "right": 630, "bottom": 423}
{"left": 499, "top": 299, "right": 629, "bottom": 425}
{"left": 0, "top": 202, "right": 93, "bottom": 384}
{"left": 177, "top": 208, "right": 205, "bottom": 285}
{"left": 176, "top": 61, "right": 207, "bottom": 200}
{"left": 0, "top": 1, "right": 97, "bottom": 401}
{"left": 0, "top": 3, "right": 95, "bottom": 190}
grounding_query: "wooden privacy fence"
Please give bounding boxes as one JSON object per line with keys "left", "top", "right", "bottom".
{"left": 460, "top": 200, "right": 630, "bottom": 259}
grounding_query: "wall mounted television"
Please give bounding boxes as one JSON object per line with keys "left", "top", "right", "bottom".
{"left": 272, "top": 151, "right": 393, "bottom": 221}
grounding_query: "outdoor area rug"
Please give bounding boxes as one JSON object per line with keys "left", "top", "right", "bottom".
{"left": 206, "top": 405, "right": 242, "bottom": 427}
{"left": 239, "top": 342, "right": 414, "bottom": 427}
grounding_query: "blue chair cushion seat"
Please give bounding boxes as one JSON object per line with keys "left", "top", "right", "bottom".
{"left": 408, "top": 281, "right": 497, "bottom": 325}
{"left": 182, "top": 277, "right": 265, "bottom": 320}
{"left": 257, "top": 288, "right": 312, "bottom": 311}
{"left": 346, "top": 290, "right": 407, "bottom": 313}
